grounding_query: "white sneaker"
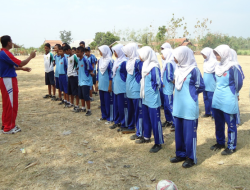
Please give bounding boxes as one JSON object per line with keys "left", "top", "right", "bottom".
{"left": 105, "top": 121, "right": 112, "bottom": 125}
{"left": 3, "top": 126, "right": 21, "bottom": 134}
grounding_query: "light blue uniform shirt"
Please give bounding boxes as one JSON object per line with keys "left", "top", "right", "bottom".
{"left": 173, "top": 68, "right": 205, "bottom": 120}
{"left": 142, "top": 67, "right": 162, "bottom": 108}
{"left": 58, "top": 55, "right": 68, "bottom": 75}
{"left": 212, "top": 66, "right": 243, "bottom": 114}
{"left": 97, "top": 61, "right": 113, "bottom": 91}
{"left": 113, "top": 61, "right": 127, "bottom": 95}
{"left": 78, "top": 57, "right": 93, "bottom": 86}
{"left": 163, "top": 62, "right": 175, "bottom": 95}
{"left": 54, "top": 54, "right": 61, "bottom": 77}
{"left": 203, "top": 72, "right": 216, "bottom": 92}
{"left": 126, "top": 59, "right": 142, "bottom": 99}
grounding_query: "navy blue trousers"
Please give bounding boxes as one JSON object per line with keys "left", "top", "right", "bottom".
{"left": 163, "top": 94, "right": 174, "bottom": 125}
{"left": 113, "top": 93, "right": 128, "bottom": 128}
{"left": 213, "top": 108, "right": 237, "bottom": 150}
{"left": 160, "top": 88, "right": 164, "bottom": 107}
{"left": 142, "top": 104, "right": 164, "bottom": 145}
{"left": 99, "top": 90, "right": 113, "bottom": 121}
{"left": 175, "top": 117, "right": 198, "bottom": 164}
{"left": 203, "top": 91, "right": 214, "bottom": 116}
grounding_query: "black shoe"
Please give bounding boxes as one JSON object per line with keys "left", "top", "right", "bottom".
{"left": 122, "top": 128, "right": 135, "bottom": 134}
{"left": 74, "top": 107, "right": 86, "bottom": 113}
{"left": 99, "top": 118, "right": 106, "bottom": 121}
{"left": 150, "top": 144, "right": 162, "bottom": 153}
{"left": 202, "top": 114, "right": 211, "bottom": 118}
{"left": 170, "top": 125, "right": 175, "bottom": 131}
{"left": 210, "top": 143, "right": 225, "bottom": 151}
{"left": 117, "top": 127, "right": 126, "bottom": 132}
{"left": 182, "top": 158, "right": 195, "bottom": 168}
{"left": 64, "top": 102, "right": 70, "bottom": 107}
{"left": 43, "top": 94, "right": 51, "bottom": 99}
{"left": 135, "top": 138, "right": 151, "bottom": 144}
{"left": 58, "top": 100, "right": 65, "bottom": 105}
{"left": 85, "top": 110, "right": 92, "bottom": 116}
{"left": 51, "top": 96, "right": 56, "bottom": 101}
{"left": 130, "top": 134, "right": 140, "bottom": 140}
{"left": 170, "top": 156, "right": 186, "bottom": 163}
{"left": 162, "top": 121, "right": 167, "bottom": 127}
{"left": 109, "top": 123, "right": 120, "bottom": 129}
{"left": 221, "top": 148, "right": 236, "bottom": 155}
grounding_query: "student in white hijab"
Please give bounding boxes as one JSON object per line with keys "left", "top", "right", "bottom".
{"left": 201, "top": 47, "right": 218, "bottom": 119}
{"left": 109, "top": 44, "right": 128, "bottom": 131}
{"left": 211, "top": 44, "right": 243, "bottom": 156}
{"left": 136, "top": 46, "right": 164, "bottom": 153}
{"left": 121, "top": 43, "right": 144, "bottom": 137}
{"left": 161, "top": 49, "right": 176, "bottom": 130}
{"left": 171, "top": 46, "right": 205, "bottom": 168}
{"left": 96, "top": 45, "right": 114, "bottom": 123}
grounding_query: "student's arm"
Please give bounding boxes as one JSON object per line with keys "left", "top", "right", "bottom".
{"left": 151, "top": 67, "right": 161, "bottom": 91}
{"left": 232, "top": 66, "right": 243, "bottom": 93}
{"left": 85, "top": 58, "right": 94, "bottom": 77}
{"left": 15, "top": 67, "right": 32, "bottom": 72}
{"left": 108, "top": 62, "right": 113, "bottom": 92}
{"left": 166, "top": 63, "right": 174, "bottom": 83}
{"left": 120, "top": 61, "right": 127, "bottom": 82}
{"left": 64, "top": 57, "right": 68, "bottom": 74}
{"left": 193, "top": 68, "right": 205, "bottom": 94}
{"left": 50, "top": 53, "right": 54, "bottom": 67}
{"left": 19, "top": 51, "right": 36, "bottom": 67}
{"left": 134, "top": 60, "right": 142, "bottom": 84}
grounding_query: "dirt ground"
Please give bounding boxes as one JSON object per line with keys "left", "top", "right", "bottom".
{"left": 0, "top": 55, "right": 250, "bottom": 190}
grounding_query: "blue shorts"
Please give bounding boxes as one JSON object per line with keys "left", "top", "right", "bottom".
{"left": 59, "top": 74, "right": 68, "bottom": 94}
{"left": 45, "top": 71, "right": 55, "bottom": 85}
{"left": 92, "top": 70, "right": 96, "bottom": 85}
{"left": 78, "top": 85, "right": 90, "bottom": 101}
{"left": 68, "top": 76, "right": 78, "bottom": 96}
{"left": 55, "top": 77, "right": 60, "bottom": 89}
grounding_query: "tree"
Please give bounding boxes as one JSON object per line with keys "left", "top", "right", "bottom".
{"left": 194, "top": 18, "right": 212, "bottom": 49}
{"left": 38, "top": 44, "right": 45, "bottom": 53}
{"left": 90, "top": 32, "right": 120, "bottom": 49}
{"left": 156, "top": 26, "right": 166, "bottom": 42}
{"left": 59, "top": 30, "right": 73, "bottom": 44}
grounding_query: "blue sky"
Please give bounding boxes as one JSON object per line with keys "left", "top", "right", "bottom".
{"left": 1, "top": 0, "right": 249, "bottom": 48}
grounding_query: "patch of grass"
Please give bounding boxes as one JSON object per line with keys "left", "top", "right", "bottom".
{"left": 237, "top": 49, "right": 250, "bottom": 55}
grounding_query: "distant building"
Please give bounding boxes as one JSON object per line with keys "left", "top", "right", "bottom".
{"left": 167, "top": 38, "right": 194, "bottom": 47}
{"left": 70, "top": 39, "right": 94, "bottom": 48}
{"left": 43, "top": 40, "right": 63, "bottom": 50}
{"left": 110, "top": 41, "right": 143, "bottom": 48}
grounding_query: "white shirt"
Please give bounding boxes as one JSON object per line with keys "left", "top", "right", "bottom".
{"left": 44, "top": 52, "right": 54, "bottom": 73}
{"left": 67, "top": 54, "right": 78, "bottom": 77}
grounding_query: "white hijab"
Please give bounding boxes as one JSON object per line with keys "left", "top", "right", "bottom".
{"left": 137, "top": 46, "right": 160, "bottom": 99}
{"left": 214, "top": 45, "right": 240, "bottom": 77}
{"left": 230, "top": 48, "right": 245, "bottom": 79}
{"left": 112, "top": 44, "right": 127, "bottom": 77}
{"left": 201, "top": 47, "right": 218, "bottom": 74}
{"left": 161, "top": 49, "right": 176, "bottom": 81}
{"left": 98, "top": 45, "right": 112, "bottom": 75}
{"left": 161, "top": 42, "right": 172, "bottom": 49}
{"left": 173, "top": 46, "right": 197, "bottom": 91}
{"left": 122, "top": 43, "right": 139, "bottom": 75}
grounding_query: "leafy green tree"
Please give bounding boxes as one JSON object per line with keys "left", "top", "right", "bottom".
{"left": 156, "top": 26, "right": 166, "bottom": 42}
{"left": 59, "top": 30, "right": 73, "bottom": 44}
{"left": 90, "top": 32, "right": 120, "bottom": 49}
{"left": 38, "top": 44, "right": 45, "bottom": 53}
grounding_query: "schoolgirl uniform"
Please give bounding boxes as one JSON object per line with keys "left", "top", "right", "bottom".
{"left": 161, "top": 49, "right": 176, "bottom": 130}
{"left": 170, "top": 46, "right": 205, "bottom": 168}
{"left": 97, "top": 45, "right": 113, "bottom": 123}
{"left": 211, "top": 45, "right": 243, "bottom": 155}
{"left": 110, "top": 44, "right": 128, "bottom": 131}
{"left": 137, "top": 46, "right": 164, "bottom": 153}
{"left": 201, "top": 47, "right": 218, "bottom": 118}
{"left": 122, "top": 43, "right": 143, "bottom": 137}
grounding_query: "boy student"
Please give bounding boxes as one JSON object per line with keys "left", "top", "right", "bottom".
{"left": 72, "top": 47, "right": 76, "bottom": 54}
{"left": 85, "top": 47, "right": 98, "bottom": 97}
{"left": 79, "top": 41, "right": 85, "bottom": 48}
{"left": 66, "top": 46, "right": 79, "bottom": 109}
{"left": 53, "top": 44, "right": 62, "bottom": 101}
{"left": 0, "top": 35, "right": 36, "bottom": 134}
{"left": 75, "top": 46, "right": 94, "bottom": 116}
{"left": 57, "top": 46, "right": 69, "bottom": 106}
{"left": 43, "top": 43, "right": 56, "bottom": 99}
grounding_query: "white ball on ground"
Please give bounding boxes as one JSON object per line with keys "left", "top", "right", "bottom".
{"left": 156, "top": 180, "right": 178, "bottom": 190}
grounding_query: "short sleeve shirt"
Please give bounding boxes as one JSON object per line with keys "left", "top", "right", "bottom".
{"left": 44, "top": 52, "right": 54, "bottom": 73}
{"left": 0, "top": 48, "right": 21, "bottom": 77}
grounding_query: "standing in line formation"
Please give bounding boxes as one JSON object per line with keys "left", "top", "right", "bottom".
{"left": 0, "top": 35, "right": 245, "bottom": 168}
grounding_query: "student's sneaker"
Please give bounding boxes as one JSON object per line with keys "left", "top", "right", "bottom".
{"left": 2, "top": 126, "right": 21, "bottom": 134}
{"left": 95, "top": 92, "right": 98, "bottom": 96}
{"left": 98, "top": 118, "right": 106, "bottom": 121}
{"left": 43, "top": 94, "right": 52, "bottom": 99}
{"left": 162, "top": 121, "right": 172, "bottom": 127}
{"left": 202, "top": 114, "right": 211, "bottom": 118}
{"left": 105, "top": 121, "right": 112, "bottom": 125}
{"left": 55, "top": 98, "right": 61, "bottom": 101}
{"left": 72, "top": 106, "right": 79, "bottom": 112}
{"left": 64, "top": 102, "right": 70, "bottom": 107}
{"left": 85, "top": 110, "right": 92, "bottom": 116}
{"left": 58, "top": 100, "right": 65, "bottom": 105}
{"left": 50, "top": 96, "right": 56, "bottom": 101}
{"left": 210, "top": 143, "right": 225, "bottom": 151}
{"left": 109, "top": 123, "right": 121, "bottom": 129}
{"left": 90, "top": 97, "right": 94, "bottom": 102}
{"left": 1, "top": 126, "right": 4, "bottom": 133}
{"left": 170, "top": 125, "right": 175, "bottom": 131}
{"left": 93, "top": 91, "right": 97, "bottom": 95}
{"left": 122, "top": 128, "right": 136, "bottom": 134}
{"left": 135, "top": 138, "right": 151, "bottom": 144}
{"left": 74, "top": 107, "right": 86, "bottom": 113}
{"left": 182, "top": 158, "right": 195, "bottom": 168}
{"left": 117, "top": 127, "right": 126, "bottom": 132}
{"left": 170, "top": 156, "right": 186, "bottom": 163}
{"left": 149, "top": 144, "right": 162, "bottom": 153}
{"left": 221, "top": 148, "right": 236, "bottom": 155}
{"left": 130, "top": 134, "right": 140, "bottom": 140}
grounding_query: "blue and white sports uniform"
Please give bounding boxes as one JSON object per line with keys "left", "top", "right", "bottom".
{"left": 58, "top": 55, "right": 68, "bottom": 93}
{"left": 54, "top": 54, "right": 61, "bottom": 89}
{"left": 126, "top": 59, "right": 143, "bottom": 136}
{"left": 203, "top": 72, "right": 216, "bottom": 116}
{"left": 212, "top": 66, "right": 243, "bottom": 150}
{"left": 173, "top": 68, "right": 205, "bottom": 164}
{"left": 142, "top": 67, "right": 164, "bottom": 145}
{"left": 113, "top": 61, "right": 128, "bottom": 128}
{"left": 97, "top": 60, "right": 113, "bottom": 121}
{"left": 162, "top": 62, "right": 175, "bottom": 125}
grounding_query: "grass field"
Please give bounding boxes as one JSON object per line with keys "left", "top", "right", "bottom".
{"left": 237, "top": 49, "right": 250, "bottom": 55}
{"left": 0, "top": 55, "right": 250, "bottom": 190}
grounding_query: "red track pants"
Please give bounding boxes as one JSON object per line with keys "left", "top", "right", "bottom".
{"left": 0, "top": 77, "right": 18, "bottom": 132}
